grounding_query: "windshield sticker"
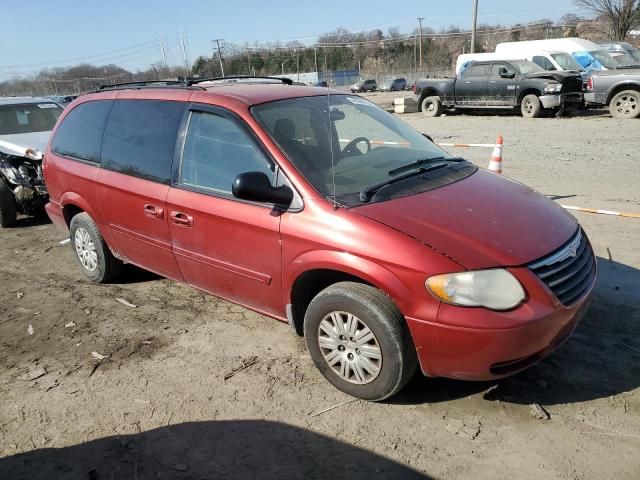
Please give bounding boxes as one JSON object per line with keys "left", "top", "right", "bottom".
{"left": 346, "top": 96, "right": 376, "bottom": 107}
{"left": 38, "top": 103, "right": 59, "bottom": 109}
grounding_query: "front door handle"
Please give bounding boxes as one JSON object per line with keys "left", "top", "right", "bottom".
{"left": 144, "top": 204, "right": 164, "bottom": 219}
{"left": 170, "top": 211, "right": 193, "bottom": 227}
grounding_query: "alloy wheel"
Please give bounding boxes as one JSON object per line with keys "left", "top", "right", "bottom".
{"left": 317, "top": 311, "right": 382, "bottom": 385}
{"left": 614, "top": 93, "right": 638, "bottom": 117}
{"left": 74, "top": 227, "right": 98, "bottom": 272}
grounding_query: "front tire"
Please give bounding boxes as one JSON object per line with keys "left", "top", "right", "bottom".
{"left": 0, "top": 180, "right": 17, "bottom": 228}
{"left": 609, "top": 90, "right": 640, "bottom": 119}
{"left": 421, "top": 96, "right": 443, "bottom": 117}
{"left": 69, "top": 212, "right": 123, "bottom": 283}
{"left": 521, "top": 94, "right": 542, "bottom": 118}
{"left": 304, "top": 282, "right": 417, "bottom": 402}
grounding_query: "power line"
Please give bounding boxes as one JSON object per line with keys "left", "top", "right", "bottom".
{"left": 0, "top": 40, "right": 159, "bottom": 70}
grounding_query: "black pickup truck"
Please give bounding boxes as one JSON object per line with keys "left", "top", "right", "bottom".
{"left": 415, "top": 60, "right": 583, "bottom": 118}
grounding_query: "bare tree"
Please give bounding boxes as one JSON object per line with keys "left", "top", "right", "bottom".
{"left": 574, "top": 0, "right": 640, "bottom": 39}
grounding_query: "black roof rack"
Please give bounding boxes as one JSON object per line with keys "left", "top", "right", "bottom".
{"left": 96, "top": 80, "right": 206, "bottom": 92}
{"left": 188, "top": 75, "right": 293, "bottom": 86}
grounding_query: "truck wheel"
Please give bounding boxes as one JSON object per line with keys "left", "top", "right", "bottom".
{"left": 521, "top": 94, "right": 542, "bottom": 118}
{"left": 303, "top": 282, "right": 417, "bottom": 402}
{"left": 0, "top": 180, "right": 17, "bottom": 228}
{"left": 69, "top": 212, "right": 123, "bottom": 283}
{"left": 421, "top": 96, "right": 443, "bottom": 117}
{"left": 609, "top": 90, "right": 640, "bottom": 119}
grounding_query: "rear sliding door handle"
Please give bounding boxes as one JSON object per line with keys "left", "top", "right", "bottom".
{"left": 144, "top": 204, "right": 164, "bottom": 219}
{"left": 170, "top": 211, "right": 193, "bottom": 227}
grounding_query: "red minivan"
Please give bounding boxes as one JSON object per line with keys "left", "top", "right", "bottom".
{"left": 44, "top": 78, "right": 595, "bottom": 401}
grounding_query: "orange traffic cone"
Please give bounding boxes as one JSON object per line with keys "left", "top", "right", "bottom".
{"left": 488, "top": 135, "right": 503, "bottom": 174}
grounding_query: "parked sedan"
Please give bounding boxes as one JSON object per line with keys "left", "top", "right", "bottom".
{"left": 380, "top": 78, "right": 407, "bottom": 91}
{"left": 350, "top": 79, "right": 377, "bottom": 93}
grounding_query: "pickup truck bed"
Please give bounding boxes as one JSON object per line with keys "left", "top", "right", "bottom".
{"left": 585, "top": 68, "right": 640, "bottom": 119}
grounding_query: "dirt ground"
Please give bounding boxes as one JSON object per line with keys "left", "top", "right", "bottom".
{"left": 1, "top": 102, "right": 639, "bottom": 479}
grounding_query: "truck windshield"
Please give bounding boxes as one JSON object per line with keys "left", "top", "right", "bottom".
{"left": 608, "top": 50, "right": 640, "bottom": 67}
{"left": 589, "top": 51, "right": 624, "bottom": 69}
{"left": 550, "top": 53, "right": 583, "bottom": 71}
{"left": 509, "top": 60, "right": 546, "bottom": 74}
{"left": 252, "top": 95, "right": 451, "bottom": 203}
{"left": 0, "top": 103, "right": 63, "bottom": 135}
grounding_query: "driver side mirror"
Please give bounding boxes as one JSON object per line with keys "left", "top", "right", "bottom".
{"left": 232, "top": 172, "right": 293, "bottom": 206}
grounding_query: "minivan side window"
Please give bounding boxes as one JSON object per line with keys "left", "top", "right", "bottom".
{"left": 101, "top": 100, "right": 184, "bottom": 184}
{"left": 51, "top": 100, "right": 113, "bottom": 162}
{"left": 178, "top": 111, "right": 274, "bottom": 195}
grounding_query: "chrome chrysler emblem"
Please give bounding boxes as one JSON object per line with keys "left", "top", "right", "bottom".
{"left": 568, "top": 244, "right": 578, "bottom": 257}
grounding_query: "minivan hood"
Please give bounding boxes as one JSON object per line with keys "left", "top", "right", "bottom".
{"left": 353, "top": 169, "right": 577, "bottom": 269}
{"left": 0, "top": 132, "right": 51, "bottom": 157}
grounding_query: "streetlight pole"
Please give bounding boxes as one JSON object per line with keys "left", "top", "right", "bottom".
{"left": 417, "top": 17, "right": 425, "bottom": 70}
{"left": 471, "top": 0, "right": 479, "bottom": 53}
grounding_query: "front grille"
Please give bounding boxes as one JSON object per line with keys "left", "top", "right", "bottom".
{"left": 561, "top": 76, "right": 583, "bottom": 94}
{"left": 529, "top": 228, "right": 596, "bottom": 306}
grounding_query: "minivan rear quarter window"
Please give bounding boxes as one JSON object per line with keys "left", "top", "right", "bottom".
{"left": 101, "top": 100, "right": 184, "bottom": 184}
{"left": 51, "top": 100, "right": 112, "bottom": 162}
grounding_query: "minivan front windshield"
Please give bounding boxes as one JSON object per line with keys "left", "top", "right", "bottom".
{"left": 252, "top": 95, "right": 453, "bottom": 204}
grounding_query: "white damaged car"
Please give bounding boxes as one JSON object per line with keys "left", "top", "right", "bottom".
{"left": 0, "top": 97, "right": 63, "bottom": 226}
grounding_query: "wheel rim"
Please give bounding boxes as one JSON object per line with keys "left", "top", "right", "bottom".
{"left": 524, "top": 99, "right": 534, "bottom": 113}
{"left": 614, "top": 94, "right": 638, "bottom": 116}
{"left": 317, "top": 311, "right": 382, "bottom": 385}
{"left": 74, "top": 227, "right": 98, "bottom": 272}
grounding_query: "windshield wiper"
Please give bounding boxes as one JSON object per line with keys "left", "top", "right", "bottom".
{"left": 359, "top": 163, "right": 450, "bottom": 202}
{"left": 388, "top": 156, "right": 464, "bottom": 176}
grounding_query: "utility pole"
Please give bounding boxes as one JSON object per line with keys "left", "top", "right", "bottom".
{"left": 212, "top": 39, "right": 225, "bottom": 77}
{"left": 294, "top": 47, "right": 299, "bottom": 82}
{"left": 417, "top": 17, "right": 425, "bottom": 70}
{"left": 314, "top": 48, "right": 318, "bottom": 74}
{"left": 247, "top": 49, "right": 251, "bottom": 75}
{"left": 179, "top": 30, "right": 190, "bottom": 75}
{"left": 471, "top": 0, "right": 479, "bottom": 53}
{"left": 159, "top": 37, "right": 168, "bottom": 70}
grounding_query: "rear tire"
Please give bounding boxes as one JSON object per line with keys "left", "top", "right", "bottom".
{"left": 609, "top": 90, "right": 640, "bottom": 119}
{"left": 421, "top": 96, "right": 443, "bottom": 117}
{"left": 521, "top": 94, "right": 542, "bottom": 118}
{"left": 69, "top": 212, "right": 123, "bottom": 283}
{"left": 303, "top": 282, "right": 417, "bottom": 402}
{"left": 0, "top": 180, "right": 17, "bottom": 228}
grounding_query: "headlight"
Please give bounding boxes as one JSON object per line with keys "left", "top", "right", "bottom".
{"left": 425, "top": 269, "right": 525, "bottom": 311}
{"left": 544, "top": 83, "right": 563, "bottom": 94}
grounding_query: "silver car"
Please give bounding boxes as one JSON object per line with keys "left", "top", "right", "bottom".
{"left": 0, "top": 97, "right": 64, "bottom": 226}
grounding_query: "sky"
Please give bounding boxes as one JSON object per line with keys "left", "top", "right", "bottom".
{"left": 0, "top": 0, "right": 584, "bottom": 80}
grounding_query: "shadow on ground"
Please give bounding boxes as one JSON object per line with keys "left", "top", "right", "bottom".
{"left": 0, "top": 420, "right": 431, "bottom": 480}
{"left": 393, "top": 257, "right": 640, "bottom": 407}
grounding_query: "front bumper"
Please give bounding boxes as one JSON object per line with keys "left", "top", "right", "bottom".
{"left": 405, "top": 267, "right": 595, "bottom": 380}
{"left": 539, "top": 93, "right": 583, "bottom": 109}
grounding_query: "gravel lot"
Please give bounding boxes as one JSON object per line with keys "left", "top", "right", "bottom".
{"left": 1, "top": 100, "right": 639, "bottom": 479}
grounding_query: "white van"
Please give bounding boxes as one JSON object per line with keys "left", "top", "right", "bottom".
{"left": 495, "top": 38, "right": 634, "bottom": 72}
{"left": 456, "top": 50, "right": 582, "bottom": 76}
